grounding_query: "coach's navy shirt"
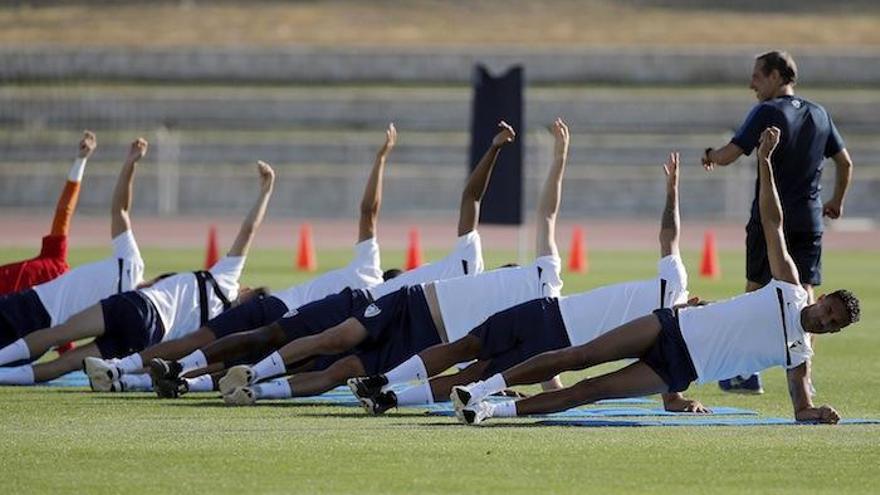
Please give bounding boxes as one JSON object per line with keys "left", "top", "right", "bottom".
{"left": 731, "top": 95, "right": 844, "bottom": 233}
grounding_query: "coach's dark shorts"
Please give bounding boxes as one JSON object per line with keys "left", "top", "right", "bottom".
{"left": 471, "top": 298, "right": 572, "bottom": 379}
{"left": 0, "top": 289, "right": 51, "bottom": 348}
{"left": 355, "top": 286, "right": 441, "bottom": 375}
{"left": 96, "top": 291, "right": 164, "bottom": 358}
{"left": 642, "top": 308, "right": 697, "bottom": 393}
{"left": 206, "top": 294, "right": 288, "bottom": 339}
{"left": 746, "top": 224, "right": 822, "bottom": 286}
{"left": 277, "top": 288, "right": 371, "bottom": 343}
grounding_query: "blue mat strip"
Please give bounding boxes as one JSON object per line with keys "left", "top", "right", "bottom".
{"left": 426, "top": 405, "right": 756, "bottom": 418}
{"left": 537, "top": 418, "right": 880, "bottom": 427}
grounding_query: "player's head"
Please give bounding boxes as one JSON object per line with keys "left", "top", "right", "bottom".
{"left": 233, "top": 286, "right": 269, "bottom": 307}
{"left": 801, "top": 289, "right": 860, "bottom": 334}
{"left": 751, "top": 51, "right": 797, "bottom": 101}
{"left": 382, "top": 268, "right": 403, "bottom": 281}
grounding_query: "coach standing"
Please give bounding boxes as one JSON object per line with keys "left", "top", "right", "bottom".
{"left": 702, "top": 51, "right": 854, "bottom": 394}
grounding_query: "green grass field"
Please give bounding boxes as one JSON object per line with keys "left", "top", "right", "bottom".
{"left": 1, "top": 247, "right": 878, "bottom": 494}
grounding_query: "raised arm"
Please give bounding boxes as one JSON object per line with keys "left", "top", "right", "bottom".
{"left": 822, "top": 148, "right": 853, "bottom": 219}
{"left": 358, "top": 123, "right": 396, "bottom": 242}
{"left": 659, "top": 152, "right": 680, "bottom": 258}
{"left": 110, "top": 138, "right": 147, "bottom": 239}
{"left": 535, "top": 118, "right": 569, "bottom": 258}
{"left": 457, "top": 121, "right": 515, "bottom": 236}
{"left": 757, "top": 127, "right": 799, "bottom": 285}
{"left": 227, "top": 161, "right": 275, "bottom": 258}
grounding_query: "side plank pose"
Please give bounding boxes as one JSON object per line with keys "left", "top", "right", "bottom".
{"left": 0, "top": 159, "right": 275, "bottom": 385}
{"left": 349, "top": 151, "right": 706, "bottom": 415}
{"left": 0, "top": 131, "right": 97, "bottom": 295}
{"left": 84, "top": 124, "right": 399, "bottom": 392}
{"left": 702, "top": 51, "right": 855, "bottom": 393}
{"left": 147, "top": 121, "right": 515, "bottom": 397}
{"left": 220, "top": 119, "right": 570, "bottom": 407}
{"left": 0, "top": 138, "right": 148, "bottom": 374}
{"left": 454, "top": 127, "right": 860, "bottom": 426}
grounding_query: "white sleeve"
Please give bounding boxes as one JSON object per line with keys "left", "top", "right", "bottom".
{"left": 450, "top": 230, "right": 484, "bottom": 275}
{"left": 209, "top": 256, "right": 247, "bottom": 299}
{"left": 351, "top": 238, "right": 381, "bottom": 273}
{"left": 657, "top": 255, "right": 689, "bottom": 307}
{"left": 535, "top": 255, "right": 563, "bottom": 297}
{"left": 111, "top": 230, "right": 142, "bottom": 263}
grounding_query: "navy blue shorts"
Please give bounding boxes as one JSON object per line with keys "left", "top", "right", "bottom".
{"left": 95, "top": 291, "right": 165, "bottom": 358}
{"left": 206, "top": 294, "right": 288, "bottom": 339}
{"left": 277, "top": 288, "right": 371, "bottom": 343}
{"left": 746, "top": 224, "right": 821, "bottom": 286}
{"left": 355, "top": 286, "right": 441, "bottom": 375}
{"left": 641, "top": 308, "right": 698, "bottom": 393}
{"left": 0, "top": 289, "right": 51, "bottom": 347}
{"left": 470, "top": 298, "right": 572, "bottom": 379}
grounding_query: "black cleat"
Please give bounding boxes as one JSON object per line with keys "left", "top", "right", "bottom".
{"left": 347, "top": 375, "right": 388, "bottom": 400}
{"left": 149, "top": 358, "right": 183, "bottom": 384}
{"left": 154, "top": 377, "right": 188, "bottom": 399}
{"left": 362, "top": 391, "right": 398, "bottom": 415}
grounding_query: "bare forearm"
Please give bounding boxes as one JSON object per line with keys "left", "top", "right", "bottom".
{"left": 358, "top": 153, "right": 386, "bottom": 241}
{"left": 464, "top": 145, "right": 502, "bottom": 203}
{"left": 831, "top": 150, "right": 853, "bottom": 203}
{"left": 228, "top": 190, "right": 271, "bottom": 257}
{"left": 787, "top": 361, "right": 814, "bottom": 415}
{"left": 538, "top": 151, "right": 567, "bottom": 221}
{"left": 659, "top": 185, "right": 679, "bottom": 257}
{"left": 758, "top": 157, "right": 783, "bottom": 229}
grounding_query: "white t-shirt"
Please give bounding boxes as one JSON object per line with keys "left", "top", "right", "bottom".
{"left": 273, "top": 238, "right": 383, "bottom": 312}
{"left": 34, "top": 230, "right": 145, "bottom": 325}
{"left": 367, "top": 230, "right": 484, "bottom": 300}
{"left": 435, "top": 255, "right": 564, "bottom": 343}
{"left": 558, "top": 255, "right": 689, "bottom": 347}
{"left": 141, "top": 256, "right": 246, "bottom": 341}
{"left": 678, "top": 279, "right": 812, "bottom": 383}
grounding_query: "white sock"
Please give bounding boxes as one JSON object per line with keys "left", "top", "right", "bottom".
{"left": 393, "top": 381, "right": 435, "bottom": 406}
{"left": 252, "top": 352, "right": 286, "bottom": 382}
{"left": 470, "top": 373, "right": 507, "bottom": 401}
{"left": 491, "top": 400, "right": 517, "bottom": 418}
{"left": 253, "top": 379, "right": 292, "bottom": 400}
{"left": 383, "top": 355, "right": 429, "bottom": 386}
{"left": 117, "top": 353, "right": 143, "bottom": 374}
{"left": 0, "top": 365, "right": 35, "bottom": 385}
{"left": 178, "top": 350, "right": 207, "bottom": 374}
{"left": 68, "top": 158, "right": 88, "bottom": 182}
{"left": 0, "top": 339, "right": 30, "bottom": 366}
{"left": 120, "top": 373, "right": 152, "bottom": 391}
{"left": 185, "top": 374, "right": 214, "bottom": 393}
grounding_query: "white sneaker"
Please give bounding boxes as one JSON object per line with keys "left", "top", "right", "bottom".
{"left": 458, "top": 400, "right": 494, "bottom": 426}
{"left": 84, "top": 357, "right": 120, "bottom": 392}
{"left": 450, "top": 384, "right": 475, "bottom": 411}
{"left": 219, "top": 365, "right": 255, "bottom": 396}
{"left": 223, "top": 386, "right": 256, "bottom": 406}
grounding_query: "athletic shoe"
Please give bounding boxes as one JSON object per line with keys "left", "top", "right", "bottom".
{"left": 154, "top": 377, "right": 188, "bottom": 399}
{"left": 457, "top": 400, "right": 494, "bottom": 426}
{"left": 360, "top": 390, "right": 397, "bottom": 415}
{"left": 347, "top": 375, "right": 388, "bottom": 401}
{"left": 718, "top": 373, "right": 764, "bottom": 395}
{"left": 219, "top": 365, "right": 256, "bottom": 396}
{"left": 83, "top": 357, "right": 121, "bottom": 392}
{"left": 450, "top": 385, "right": 474, "bottom": 411}
{"left": 148, "top": 358, "right": 182, "bottom": 384}
{"left": 224, "top": 386, "right": 256, "bottom": 406}
{"left": 110, "top": 380, "right": 126, "bottom": 393}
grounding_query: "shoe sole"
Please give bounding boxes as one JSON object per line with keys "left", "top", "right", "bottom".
{"left": 148, "top": 359, "right": 172, "bottom": 384}
{"left": 223, "top": 387, "right": 255, "bottom": 406}
{"left": 83, "top": 357, "right": 114, "bottom": 392}
{"left": 346, "top": 378, "right": 368, "bottom": 400}
{"left": 450, "top": 386, "right": 472, "bottom": 410}
{"left": 219, "top": 366, "right": 253, "bottom": 396}
{"left": 719, "top": 388, "right": 765, "bottom": 395}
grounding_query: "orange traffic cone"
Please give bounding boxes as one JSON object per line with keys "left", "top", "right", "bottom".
{"left": 297, "top": 223, "right": 317, "bottom": 272}
{"left": 406, "top": 228, "right": 423, "bottom": 270}
{"left": 204, "top": 225, "right": 219, "bottom": 269}
{"left": 568, "top": 226, "right": 588, "bottom": 273}
{"left": 700, "top": 230, "right": 721, "bottom": 279}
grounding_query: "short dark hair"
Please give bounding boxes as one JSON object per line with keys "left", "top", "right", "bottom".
{"left": 756, "top": 51, "right": 798, "bottom": 85}
{"left": 828, "top": 289, "right": 861, "bottom": 326}
{"left": 383, "top": 268, "right": 403, "bottom": 281}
